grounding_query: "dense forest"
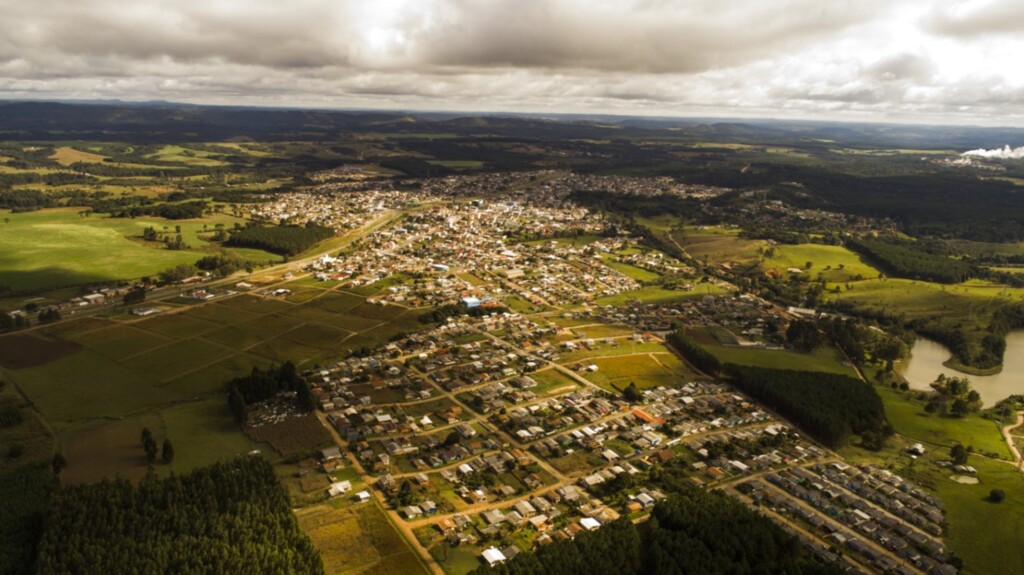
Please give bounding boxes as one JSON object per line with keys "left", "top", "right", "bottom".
{"left": 472, "top": 489, "right": 842, "bottom": 575}
{"left": 846, "top": 237, "right": 973, "bottom": 283}
{"left": 35, "top": 457, "right": 323, "bottom": 575}
{"left": 226, "top": 223, "right": 334, "bottom": 256}
{"left": 0, "top": 463, "right": 58, "bottom": 575}
{"left": 723, "top": 365, "right": 890, "bottom": 447}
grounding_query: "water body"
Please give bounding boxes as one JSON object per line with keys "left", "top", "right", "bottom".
{"left": 900, "top": 331, "right": 1024, "bottom": 406}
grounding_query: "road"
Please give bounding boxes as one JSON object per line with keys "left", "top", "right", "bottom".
{"left": 1002, "top": 411, "right": 1024, "bottom": 465}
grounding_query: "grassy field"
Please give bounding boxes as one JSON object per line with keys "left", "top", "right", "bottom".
{"left": 0, "top": 208, "right": 275, "bottom": 292}
{"left": 583, "top": 351, "right": 697, "bottom": 391}
{"left": 593, "top": 284, "right": 725, "bottom": 306}
{"left": 673, "top": 225, "right": 765, "bottom": 266}
{"left": 875, "top": 386, "right": 1011, "bottom": 459}
{"left": 600, "top": 257, "right": 661, "bottom": 282}
{"left": 703, "top": 343, "right": 858, "bottom": 376}
{"left": 761, "top": 244, "right": 880, "bottom": 282}
{"left": 297, "top": 500, "right": 428, "bottom": 575}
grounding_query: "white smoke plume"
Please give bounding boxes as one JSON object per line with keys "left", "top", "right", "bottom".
{"left": 961, "top": 145, "right": 1024, "bottom": 159}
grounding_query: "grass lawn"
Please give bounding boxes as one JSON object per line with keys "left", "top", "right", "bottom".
{"left": 762, "top": 244, "right": 880, "bottom": 282}
{"left": 703, "top": 343, "right": 857, "bottom": 376}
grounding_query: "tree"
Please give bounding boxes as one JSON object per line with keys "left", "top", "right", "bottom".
{"left": 989, "top": 488, "right": 1006, "bottom": 503}
{"left": 142, "top": 427, "right": 158, "bottom": 464}
{"left": 52, "top": 453, "right": 67, "bottom": 475}
{"left": 162, "top": 439, "right": 174, "bottom": 464}
{"left": 622, "top": 382, "right": 642, "bottom": 402}
{"left": 950, "top": 443, "right": 968, "bottom": 465}
{"left": 7, "top": 443, "right": 25, "bottom": 458}
{"left": 228, "top": 386, "right": 247, "bottom": 424}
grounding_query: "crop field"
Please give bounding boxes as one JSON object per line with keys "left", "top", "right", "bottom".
{"left": 703, "top": 343, "right": 858, "bottom": 376}
{"left": 0, "top": 208, "right": 275, "bottom": 292}
{"left": 761, "top": 244, "right": 881, "bottom": 282}
{"left": 297, "top": 500, "right": 428, "bottom": 575}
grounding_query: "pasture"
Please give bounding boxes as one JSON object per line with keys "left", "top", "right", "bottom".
{"left": 672, "top": 225, "right": 765, "bottom": 266}
{"left": 761, "top": 243, "right": 881, "bottom": 282}
{"left": 0, "top": 208, "right": 276, "bottom": 292}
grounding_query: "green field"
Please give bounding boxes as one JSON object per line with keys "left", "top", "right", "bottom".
{"left": 0, "top": 208, "right": 276, "bottom": 292}
{"left": 761, "top": 244, "right": 880, "bottom": 282}
{"left": 600, "top": 257, "right": 662, "bottom": 282}
{"left": 704, "top": 343, "right": 858, "bottom": 376}
{"left": 593, "top": 284, "right": 725, "bottom": 306}
{"left": 876, "top": 386, "right": 1011, "bottom": 459}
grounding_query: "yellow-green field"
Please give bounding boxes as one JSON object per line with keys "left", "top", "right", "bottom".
{"left": 761, "top": 244, "right": 881, "bottom": 282}
{"left": 0, "top": 208, "right": 277, "bottom": 292}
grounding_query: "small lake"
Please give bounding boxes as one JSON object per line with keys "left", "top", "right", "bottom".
{"left": 900, "top": 331, "right": 1024, "bottom": 407}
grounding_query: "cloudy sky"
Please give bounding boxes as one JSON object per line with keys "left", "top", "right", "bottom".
{"left": 1, "top": 0, "right": 1023, "bottom": 125}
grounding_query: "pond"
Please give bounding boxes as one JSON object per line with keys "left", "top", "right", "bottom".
{"left": 900, "top": 331, "right": 1024, "bottom": 407}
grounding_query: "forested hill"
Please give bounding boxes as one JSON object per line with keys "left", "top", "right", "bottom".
{"left": 35, "top": 457, "right": 323, "bottom": 575}
{"left": 472, "top": 488, "right": 843, "bottom": 575}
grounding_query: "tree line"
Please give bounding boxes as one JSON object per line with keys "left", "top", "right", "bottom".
{"left": 225, "top": 223, "right": 334, "bottom": 256}
{"left": 472, "top": 488, "right": 842, "bottom": 575}
{"left": 35, "top": 457, "right": 323, "bottom": 575}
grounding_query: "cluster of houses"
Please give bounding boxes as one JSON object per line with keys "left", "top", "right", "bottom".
{"left": 741, "top": 461, "right": 955, "bottom": 575}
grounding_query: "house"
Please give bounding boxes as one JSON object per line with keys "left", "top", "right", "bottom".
{"left": 403, "top": 505, "right": 423, "bottom": 519}
{"left": 481, "top": 547, "right": 506, "bottom": 567}
{"left": 580, "top": 517, "right": 601, "bottom": 531}
{"left": 354, "top": 490, "right": 371, "bottom": 502}
{"left": 326, "top": 480, "right": 352, "bottom": 497}
{"left": 320, "top": 447, "right": 342, "bottom": 461}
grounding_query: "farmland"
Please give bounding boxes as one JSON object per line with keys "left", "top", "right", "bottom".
{"left": 0, "top": 207, "right": 278, "bottom": 293}
{"left": 0, "top": 266, "right": 432, "bottom": 483}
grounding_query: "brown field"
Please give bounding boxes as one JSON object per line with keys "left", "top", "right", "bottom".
{"left": 297, "top": 501, "right": 427, "bottom": 575}
{"left": 49, "top": 146, "right": 107, "bottom": 165}
{"left": 673, "top": 230, "right": 765, "bottom": 266}
{"left": 61, "top": 412, "right": 163, "bottom": 485}
{"left": 247, "top": 414, "right": 333, "bottom": 456}
{"left": 0, "top": 333, "right": 81, "bottom": 369}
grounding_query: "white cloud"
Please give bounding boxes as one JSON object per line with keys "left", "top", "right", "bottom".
{"left": 0, "top": 0, "right": 1021, "bottom": 124}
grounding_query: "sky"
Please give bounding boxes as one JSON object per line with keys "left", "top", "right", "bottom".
{"left": 1, "top": 0, "right": 1023, "bottom": 125}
